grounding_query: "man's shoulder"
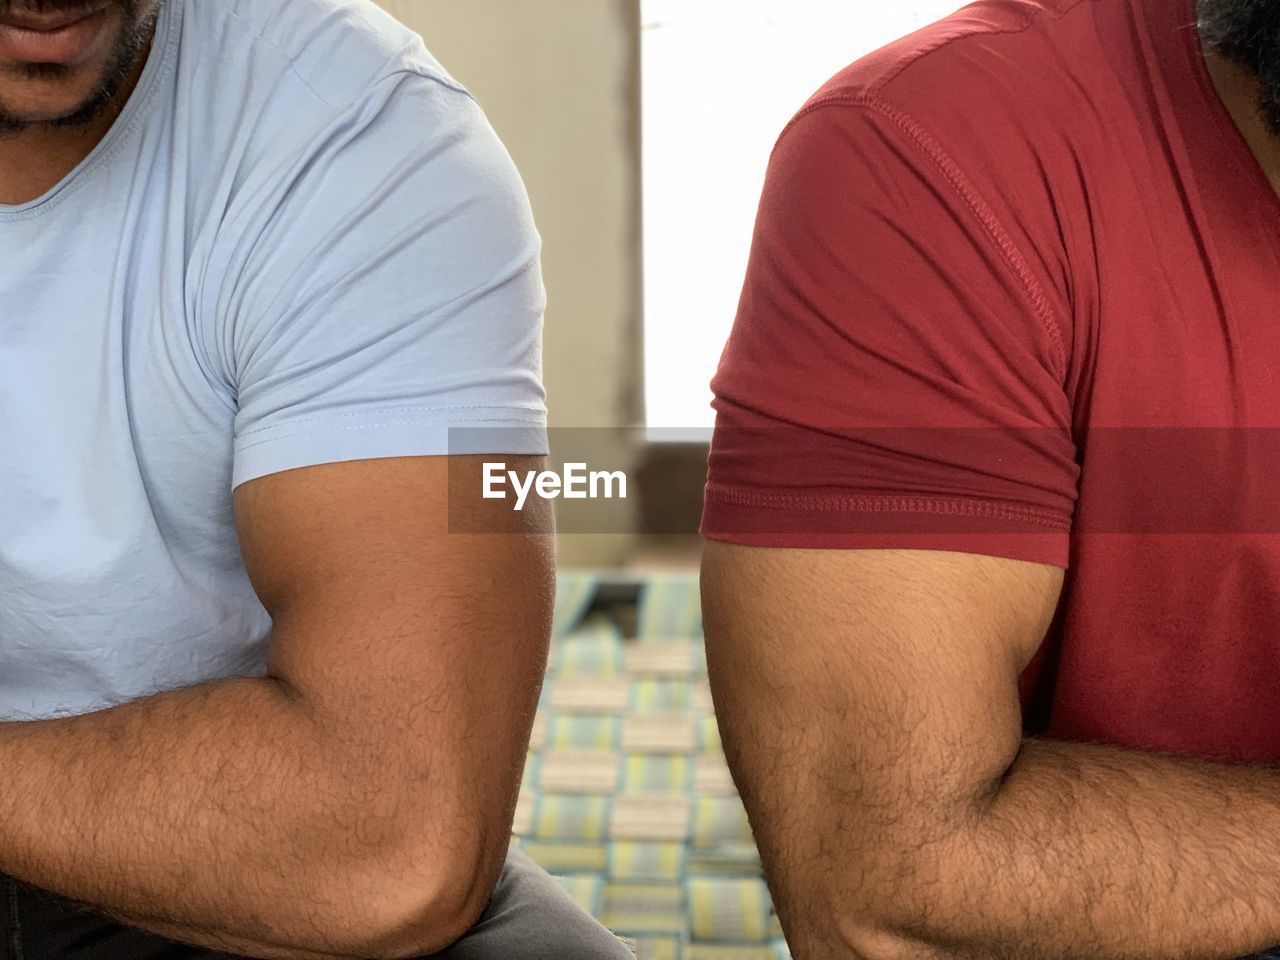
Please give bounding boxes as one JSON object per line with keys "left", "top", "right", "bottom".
{"left": 792, "top": 0, "right": 1103, "bottom": 161}
{"left": 170, "top": 0, "right": 486, "bottom": 223}
{"left": 169, "top": 0, "right": 512, "bottom": 348}
{"left": 191, "top": 0, "right": 468, "bottom": 114}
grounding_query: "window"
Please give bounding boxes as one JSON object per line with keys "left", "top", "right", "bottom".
{"left": 642, "top": 0, "right": 967, "bottom": 436}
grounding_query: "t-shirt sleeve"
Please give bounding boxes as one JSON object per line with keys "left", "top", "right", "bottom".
{"left": 224, "top": 72, "right": 547, "bottom": 490}
{"left": 702, "top": 97, "right": 1080, "bottom": 567}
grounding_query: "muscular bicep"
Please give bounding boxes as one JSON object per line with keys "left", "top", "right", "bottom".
{"left": 234, "top": 455, "right": 553, "bottom": 712}
{"left": 232, "top": 455, "right": 554, "bottom": 916}
{"left": 700, "top": 542, "right": 1062, "bottom": 949}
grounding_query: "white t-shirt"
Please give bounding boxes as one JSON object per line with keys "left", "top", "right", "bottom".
{"left": 0, "top": 0, "right": 547, "bottom": 719}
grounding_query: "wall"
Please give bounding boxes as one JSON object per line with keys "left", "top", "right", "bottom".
{"left": 375, "top": 0, "right": 645, "bottom": 567}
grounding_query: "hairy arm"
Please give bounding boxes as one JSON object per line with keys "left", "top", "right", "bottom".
{"left": 0, "top": 455, "right": 553, "bottom": 960}
{"left": 701, "top": 542, "right": 1280, "bottom": 960}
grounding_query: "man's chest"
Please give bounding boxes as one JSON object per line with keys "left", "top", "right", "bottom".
{"left": 0, "top": 263, "right": 270, "bottom": 718}
{"left": 0, "top": 262, "right": 237, "bottom": 572}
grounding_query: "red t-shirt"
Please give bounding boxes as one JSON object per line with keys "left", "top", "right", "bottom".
{"left": 702, "top": 0, "right": 1280, "bottom": 762}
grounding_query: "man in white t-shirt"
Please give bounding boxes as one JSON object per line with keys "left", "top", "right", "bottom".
{"left": 0, "top": 1, "right": 632, "bottom": 957}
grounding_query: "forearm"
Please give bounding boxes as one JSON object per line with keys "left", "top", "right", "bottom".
{"left": 0, "top": 675, "right": 446, "bottom": 960}
{"left": 851, "top": 737, "right": 1280, "bottom": 960}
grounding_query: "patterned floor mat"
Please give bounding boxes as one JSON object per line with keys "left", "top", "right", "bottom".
{"left": 513, "top": 571, "right": 790, "bottom": 959}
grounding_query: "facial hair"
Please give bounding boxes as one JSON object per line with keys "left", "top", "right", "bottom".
{"left": 1197, "top": 0, "right": 1280, "bottom": 135}
{"left": 0, "top": 0, "right": 161, "bottom": 134}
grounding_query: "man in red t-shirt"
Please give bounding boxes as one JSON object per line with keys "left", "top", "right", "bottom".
{"left": 701, "top": 0, "right": 1280, "bottom": 956}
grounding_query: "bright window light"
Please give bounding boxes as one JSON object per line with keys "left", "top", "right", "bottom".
{"left": 642, "top": 0, "right": 970, "bottom": 437}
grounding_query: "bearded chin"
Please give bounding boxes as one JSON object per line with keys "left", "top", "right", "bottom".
{"left": 0, "top": 1, "right": 110, "bottom": 13}
{"left": 1198, "top": 0, "right": 1280, "bottom": 135}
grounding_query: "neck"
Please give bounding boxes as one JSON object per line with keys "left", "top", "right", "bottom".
{"left": 1201, "top": 39, "right": 1280, "bottom": 196}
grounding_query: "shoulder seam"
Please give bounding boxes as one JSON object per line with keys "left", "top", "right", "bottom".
{"left": 779, "top": 93, "right": 1069, "bottom": 379}
{"left": 868, "top": 0, "right": 1092, "bottom": 94}
{"left": 382, "top": 64, "right": 477, "bottom": 104}
{"left": 209, "top": 0, "right": 472, "bottom": 113}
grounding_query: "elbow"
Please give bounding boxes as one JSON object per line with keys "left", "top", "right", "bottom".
{"left": 834, "top": 920, "right": 954, "bottom": 960}
{"left": 771, "top": 885, "right": 954, "bottom": 960}
{"left": 350, "top": 896, "right": 476, "bottom": 960}
{"left": 338, "top": 836, "right": 499, "bottom": 960}
{"left": 821, "top": 828, "right": 984, "bottom": 960}
{"left": 825, "top": 841, "right": 983, "bottom": 960}
{"left": 833, "top": 773, "right": 1013, "bottom": 958}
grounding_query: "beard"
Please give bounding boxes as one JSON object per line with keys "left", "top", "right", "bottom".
{"left": 1197, "top": 0, "right": 1280, "bottom": 135}
{"left": 0, "top": 0, "right": 161, "bottom": 134}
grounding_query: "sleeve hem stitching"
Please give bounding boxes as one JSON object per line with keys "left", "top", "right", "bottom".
{"left": 235, "top": 403, "right": 546, "bottom": 438}
{"left": 705, "top": 486, "right": 1069, "bottom": 531}
{"left": 235, "top": 415, "right": 545, "bottom": 453}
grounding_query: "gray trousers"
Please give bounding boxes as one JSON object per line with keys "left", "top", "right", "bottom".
{"left": 2, "top": 846, "right": 634, "bottom": 960}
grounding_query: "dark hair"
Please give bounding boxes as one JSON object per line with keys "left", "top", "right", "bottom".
{"left": 1197, "top": 0, "right": 1280, "bottom": 134}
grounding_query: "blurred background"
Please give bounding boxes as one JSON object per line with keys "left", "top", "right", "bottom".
{"left": 383, "top": 0, "right": 964, "bottom": 569}
{"left": 373, "top": 4, "right": 966, "bottom": 957}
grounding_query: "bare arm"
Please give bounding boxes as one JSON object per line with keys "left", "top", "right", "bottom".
{"left": 702, "top": 541, "right": 1280, "bottom": 960}
{"left": 0, "top": 455, "right": 553, "bottom": 960}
